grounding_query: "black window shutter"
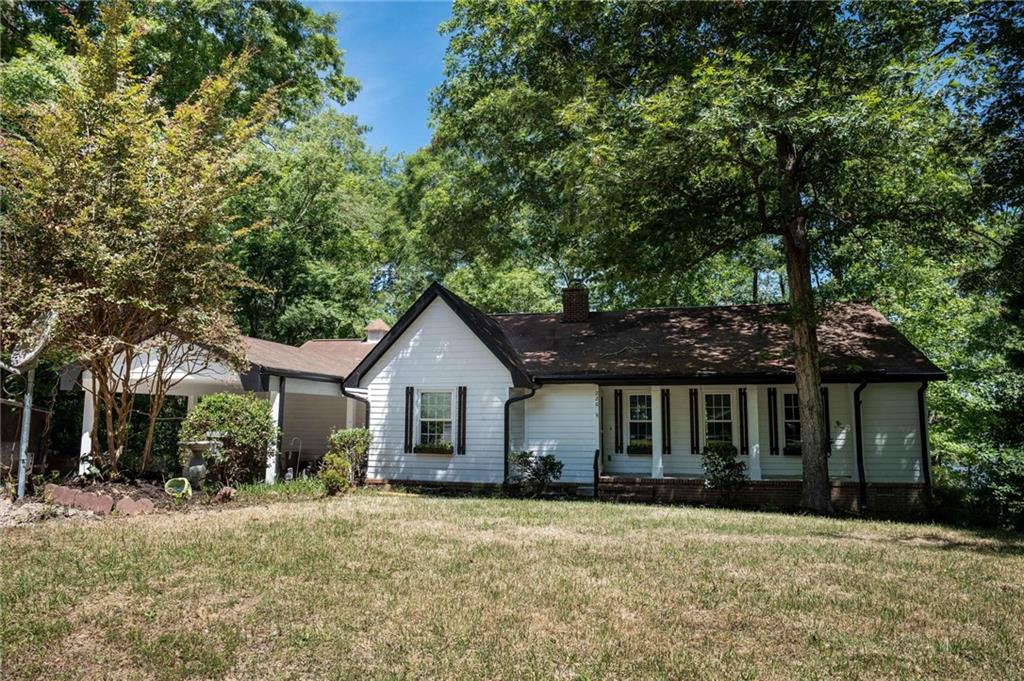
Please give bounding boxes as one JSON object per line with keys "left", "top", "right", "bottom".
{"left": 457, "top": 386, "right": 467, "bottom": 455}
{"left": 661, "top": 389, "right": 671, "bottom": 455}
{"left": 404, "top": 387, "right": 414, "bottom": 453}
{"left": 689, "top": 388, "right": 700, "bottom": 454}
{"left": 613, "top": 389, "right": 623, "bottom": 453}
{"left": 767, "top": 388, "right": 779, "bottom": 455}
{"left": 738, "top": 388, "right": 749, "bottom": 456}
{"left": 821, "top": 386, "right": 831, "bottom": 453}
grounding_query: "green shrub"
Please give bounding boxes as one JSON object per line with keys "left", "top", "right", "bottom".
{"left": 933, "top": 446, "right": 1024, "bottom": 531}
{"left": 320, "top": 452, "right": 352, "bottom": 496}
{"left": 327, "top": 428, "right": 372, "bottom": 486}
{"left": 508, "top": 451, "right": 564, "bottom": 497}
{"left": 178, "top": 393, "right": 277, "bottom": 486}
{"left": 702, "top": 442, "right": 747, "bottom": 498}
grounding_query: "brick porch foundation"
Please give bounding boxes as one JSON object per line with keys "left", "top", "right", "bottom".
{"left": 597, "top": 476, "right": 927, "bottom": 516}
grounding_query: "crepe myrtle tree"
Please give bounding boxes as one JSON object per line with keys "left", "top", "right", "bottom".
{"left": 0, "top": 0, "right": 275, "bottom": 475}
{"left": 432, "top": 1, "right": 979, "bottom": 512}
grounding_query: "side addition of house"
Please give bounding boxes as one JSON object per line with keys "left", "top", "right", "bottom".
{"left": 344, "top": 283, "right": 945, "bottom": 513}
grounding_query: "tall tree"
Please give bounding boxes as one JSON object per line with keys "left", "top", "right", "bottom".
{"left": 432, "top": 1, "right": 978, "bottom": 512}
{"left": 1, "top": 0, "right": 356, "bottom": 120}
{"left": 231, "top": 112, "right": 403, "bottom": 344}
{"left": 1, "top": 0, "right": 275, "bottom": 473}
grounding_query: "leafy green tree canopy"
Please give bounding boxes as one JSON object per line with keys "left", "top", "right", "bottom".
{"left": 2, "top": 0, "right": 357, "bottom": 120}
{"left": 431, "top": 0, "right": 980, "bottom": 512}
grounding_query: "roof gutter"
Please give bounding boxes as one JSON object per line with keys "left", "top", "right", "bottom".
{"left": 341, "top": 383, "right": 370, "bottom": 429}
{"left": 503, "top": 387, "right": 537, "bottom": 483}
{"left": 853, "top": 381, "right": 869, "bottom": 511}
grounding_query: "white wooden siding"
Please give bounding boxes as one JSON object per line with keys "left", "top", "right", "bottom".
{"left": 280, "top": 393, "right": 347, "bottom": 462}
{"left": 360, "top": 298, "right": 513, "bottom": 484}
{"left": 756, "top": 386, "right": 856, "bottom": 480}
{"left": 524, "top": 384, "right": 599, "bottom": 484}
{"left": 860, "top": 383, "right": 922, "bottom": 483}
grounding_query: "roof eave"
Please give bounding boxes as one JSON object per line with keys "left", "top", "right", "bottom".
{"left": 532, "top": 370, "right": 947, "bottom": 385}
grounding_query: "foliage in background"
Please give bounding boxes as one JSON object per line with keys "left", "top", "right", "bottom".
{"left": 326, "top": 428, "right": 372, "bottom": 486}
{"left": 0, "top": 0, "right": 356, "bottom": 122}
{"left": 507, "top": 451, "right": 564, "bottom": 497}
{"left": 178, "top": 393, "right": 276, "bottom": 486}
{"left": 0, "top": 0, "right": 275, "bottom": 474}
{"left": 702, "top": 443, "right": 747, "bottom": 500}
{"left": 933, "top": 447, "right": 1024, "bottom": 532}
{"left": 230, "top": 112, "right": 404, "bottom": 343}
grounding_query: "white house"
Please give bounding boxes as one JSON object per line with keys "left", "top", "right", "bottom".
{"left": 343, "top": 283, "right": 945, "bottom": 512}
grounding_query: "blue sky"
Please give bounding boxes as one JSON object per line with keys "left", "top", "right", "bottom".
{"left": 306, "top": 1, "right": 453, "bottom": 156}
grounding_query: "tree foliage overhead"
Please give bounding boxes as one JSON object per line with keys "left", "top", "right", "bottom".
{"left": 1, "top": 0, "right": 357, "bottom": 120}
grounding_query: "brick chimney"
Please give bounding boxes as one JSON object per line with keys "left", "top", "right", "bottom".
{"left": 561, "top": 283, "right": 589, "bottom": 323}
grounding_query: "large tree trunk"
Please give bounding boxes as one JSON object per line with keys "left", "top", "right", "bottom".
{"left": 782, "top": 228, "right": 831, "bottom": 513}
{"left": 777, "top": 133, "right": 831, "bottom": 514}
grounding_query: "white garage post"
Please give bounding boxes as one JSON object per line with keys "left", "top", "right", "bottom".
{"left": 651, "top": 386, "right": 664, "bottom": 479}
{"left": 266, "top": 376, "right": 283, "bottom": 484}
{"left": 78, "top": 382, "right": 95, "bottom": 476}
{"left": 747, "top": 386, "right": 762, "bottom": 480}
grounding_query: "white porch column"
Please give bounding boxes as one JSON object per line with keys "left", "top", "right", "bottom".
{"left": 186, "top": 394, "right": 198, "bottom": 413}
{"left": 345, "top": 397, "right": 356, "bottom": 429}
{"left": 266, "top": 376, "right": 283, "bottom": 484}
{"left": 651, "top": 386, "right": 664, "bottom": 478}
{"left": 746, "top": 386, "right": 762, "bottom": 480}
{"left": 78, "top": 384, "right": 95, "bottom": 476}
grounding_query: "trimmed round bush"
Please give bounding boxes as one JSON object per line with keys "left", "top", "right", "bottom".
{"left": 179, "top": 393, "right": 277, "bottom": 486}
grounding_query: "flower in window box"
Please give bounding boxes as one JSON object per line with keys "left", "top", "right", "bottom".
{"left": 413, "top": 442, "right": 454, "bottom": 455}
{"left": 627, "top": 438, "right": 653, "bottom": 455}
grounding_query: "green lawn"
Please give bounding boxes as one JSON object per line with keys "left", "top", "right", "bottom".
{"left": 2, "top": 492, "right": 1022, "bottom": 680}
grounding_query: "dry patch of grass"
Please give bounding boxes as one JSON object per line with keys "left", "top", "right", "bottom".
{"left": 1, "top": 493, "right": 1022, "bottom": 680}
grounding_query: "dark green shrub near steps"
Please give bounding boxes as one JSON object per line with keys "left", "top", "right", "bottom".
{"left": 702, "top": 442, "right": 747, "bottom": 498}
{"left": 508, "top": 451, "right": 563, "bottom": 497}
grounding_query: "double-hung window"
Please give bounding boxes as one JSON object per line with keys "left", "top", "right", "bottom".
{"left": 627, "top": 394, "right": 653, "bottom": 454}
{"left": 704, "top": 393, "right": 733, "bottom": 445}
{"left": 783, "top": 392, "right": 801, "bottom": 454}
{"left": 418, "top": 391, "right": 453, "bottom": 452}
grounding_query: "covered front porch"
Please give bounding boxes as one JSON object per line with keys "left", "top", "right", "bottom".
{"left": 596, "top": 383, "right": 857, "bottom": 482}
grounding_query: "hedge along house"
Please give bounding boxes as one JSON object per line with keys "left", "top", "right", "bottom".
{"left": 63, "top": 322, "right": 388, "bottom": 482}
{"left": 344, "top": 283, "right": 945, "bottom": 513}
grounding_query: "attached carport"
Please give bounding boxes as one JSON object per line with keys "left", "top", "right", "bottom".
{"left": 62, "top": 325, "right": 388, "bottom": 482}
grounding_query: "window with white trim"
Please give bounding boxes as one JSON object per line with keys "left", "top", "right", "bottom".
{"left": 628, "top": 393, "right": 653, "bottom": 453}
{"left": 419, "top": 391, "right": 453, "bottom": 446}
{"left": 783, "top": 393, "right": 801, "bottom": 446}
{"left": 704, "top": 393, "right": 733, "bottom": 445}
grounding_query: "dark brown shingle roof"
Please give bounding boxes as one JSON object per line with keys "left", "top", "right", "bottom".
{"left": 492, "top": 302, "right": 944, "bottom": 381}
{"left": 345, "top": 284, "right": 945, "bottom": 387}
